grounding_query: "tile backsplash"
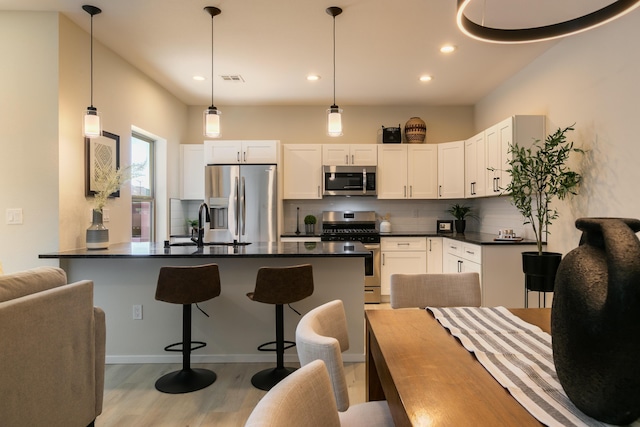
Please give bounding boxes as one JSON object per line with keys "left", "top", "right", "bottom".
{"left": 283, "top": 196, "right": 530, "bottom": 238}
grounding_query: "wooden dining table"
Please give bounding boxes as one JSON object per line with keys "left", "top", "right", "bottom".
{"left": 365, "top": 308, "right": 551, "bottom": 426}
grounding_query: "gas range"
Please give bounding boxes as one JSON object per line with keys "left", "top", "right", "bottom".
{"left": 320, "top": 211, "right": 380, "bottom": 243}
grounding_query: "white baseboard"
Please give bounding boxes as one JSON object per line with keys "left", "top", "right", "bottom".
{"left": 106, "top": 353, "right": 365, "bottom": 364}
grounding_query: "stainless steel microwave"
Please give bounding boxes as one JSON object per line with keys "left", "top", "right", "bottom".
{"left": 323, "top": 165, "right": 377, "bottom": 196}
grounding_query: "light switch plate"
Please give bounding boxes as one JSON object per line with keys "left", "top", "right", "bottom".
{"left": 6, "top": 208, "right": 23, "bottom": 225}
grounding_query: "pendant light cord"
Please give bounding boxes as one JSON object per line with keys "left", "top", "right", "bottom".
{"left": 210, "top": 15, "right": 214, "bottom": 107}
{"left": 332, "top": 14, "right": 336, "bottom": 106}
{"left": 90, "top": 13, "right": 94, "bottom": 108}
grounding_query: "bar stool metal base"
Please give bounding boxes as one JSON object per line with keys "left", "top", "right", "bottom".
{"left": 251, "top": 366, "right": 297, "bottom": 391}
{"left": 155, "top": 368, "right": 216, "bottom": 394}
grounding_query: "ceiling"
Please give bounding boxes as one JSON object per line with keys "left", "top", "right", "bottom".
{"left": 1, "top": 0, "right": 626, "bottom": 107}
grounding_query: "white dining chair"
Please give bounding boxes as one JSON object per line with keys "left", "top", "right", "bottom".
{"left": 296, "top": 299, "right": 394, "bottom": 426}
{"left": 244, "top": 359, "right": 341, "bottom": 427}
{"left": 390, "top": 272, "right": 481, "bottom": 309}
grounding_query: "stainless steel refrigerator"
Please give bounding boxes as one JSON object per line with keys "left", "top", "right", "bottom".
{"left": 204, "top": 164, "right": 277, "bottom": 244}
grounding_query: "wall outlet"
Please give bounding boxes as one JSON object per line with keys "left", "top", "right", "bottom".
{"left": 5, "top": 208, "right": 23, "bottom": 225}
{"left": 133, "top": 304, "right": 143, "bottom": 320}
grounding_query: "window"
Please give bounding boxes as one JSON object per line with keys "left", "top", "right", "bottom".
{"left": 131, "top": 133, "right": 155, "bottom": 242}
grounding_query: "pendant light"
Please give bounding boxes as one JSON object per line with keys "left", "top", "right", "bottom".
{"left": 204, "top": 6, "right": 222, "bottom": 138}
{"left": 326, "top": 6, "right": 343, "bottom": 137}
{"left": 82, "top": 5, "right": 102, "bottom": 138}
{"left": 456, "top": 0, "right": 640, "bottom": 44}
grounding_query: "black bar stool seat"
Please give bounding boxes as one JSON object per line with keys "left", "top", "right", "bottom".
{"left": 154, "top": 264, "right": 221, "bottom": 394}
{"left": 247, "top": 264, "right": 314, "bottom": 390}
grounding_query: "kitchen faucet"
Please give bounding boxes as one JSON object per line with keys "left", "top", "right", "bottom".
{"left": 192, "top": 202, "right": 210, "bottom": 247}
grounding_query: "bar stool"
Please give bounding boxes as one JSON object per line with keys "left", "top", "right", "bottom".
{"left": 154, "top": 263, "right": 221, "bottom": 394}
{"left": 247, "top": 264, "right": 314, "bottom": 391}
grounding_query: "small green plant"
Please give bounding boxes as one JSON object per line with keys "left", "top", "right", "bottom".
{"left": 446, "top": 204, "right": 475, "bottom": 221}
{"left": 304, "top": 215, "right": 317, "bottom": 225}
{"left": 187, "top": 219, "right": 199, "bottom": 228}
{"left": 500, "top": 124, "right": 583, "bottom": 255}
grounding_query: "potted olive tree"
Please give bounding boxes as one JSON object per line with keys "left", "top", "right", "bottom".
{"left": 446, "top": 203, "right": 476, "bottom": 234}
{"left": 501, "top": 124, "right": 583, "bottom": 292}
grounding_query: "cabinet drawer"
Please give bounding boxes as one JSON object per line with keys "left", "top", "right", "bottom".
{"left": 381, "top": 237, "right": 426, "bottom": 251}
{"left": 444, "top": 239, "right": 463, "bottom": 256}
{"left": 461, "top": 243, "right": 481, "bottom": 263}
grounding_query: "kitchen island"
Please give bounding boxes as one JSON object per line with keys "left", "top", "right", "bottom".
{"left": 40, "top": 242, "right": 367, "bottom": 364}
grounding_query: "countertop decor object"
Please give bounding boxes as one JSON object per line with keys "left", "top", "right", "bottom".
{"left": 498, "top": 124, "right": 583, "bottom": 294}
{"left": 552, "top": 217, "right": 640, "bottom": 425}
{"left": 86, "top": 209, "right": 109, "bottom": 250}
{"left": 446, "top": 203, "right": 476, "bottom": 234}
{"left": 304, "top": 214, "right": 317, "bottom": 235}
{"left": 404, "top": 117, "right": 426, "bottom": 143}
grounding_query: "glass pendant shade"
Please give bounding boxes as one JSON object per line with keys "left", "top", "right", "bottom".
{"left": 83, "top": 107, "right": 101, "bottom": 138}
{"left": 204, "top": 107, "right": 221, "bottom": 138}
{"left": 327, "top": 105, "right": 343, "bottom": 137}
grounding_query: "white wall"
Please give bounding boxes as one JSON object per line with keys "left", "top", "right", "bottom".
{"left": 58, "top": 14, "right": 188, "bottom": 251}
{"left": 0, "top": 12, "right": 60, "bottom": 273}
{"left": 475, "top": 10, "right": 640, "bottom": 256}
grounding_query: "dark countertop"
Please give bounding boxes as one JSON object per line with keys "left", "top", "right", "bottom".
{"left": 39, "top": 241, "right": 369, "bottom": 259}
{"left": 380, "top": 231, "right": 539, "bottom": 245}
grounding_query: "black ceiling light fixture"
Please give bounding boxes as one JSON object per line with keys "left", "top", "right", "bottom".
{"left": 203, "top": 6, "right": 222, "bottom": 138}
{"left": 326, "top": 6, "right": 343, "bottom": 137}
{"left": 82, "top": 4, "right": 102, "bottom": 138}
{"left": 456, "top": 0, "right": 640, "bottom": 44}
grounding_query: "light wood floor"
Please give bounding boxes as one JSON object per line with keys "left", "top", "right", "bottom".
{"left": 96, "top": 361, "right": 367, "bottom": 426}
{"left": 97, "top": 304, "right": 388, "bottom": 426}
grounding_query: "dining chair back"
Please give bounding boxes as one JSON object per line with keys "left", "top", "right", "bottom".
{"left": 390, "top": 272, "right": 481, "bottom": 309}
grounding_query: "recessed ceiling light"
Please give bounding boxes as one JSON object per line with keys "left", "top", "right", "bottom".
{"left": 307, "top": 75, "right": 321, "bottom": 81}
{"left": 440, "top": 45, "right": 456, "bottom": 53}
{"left": 420, "top": 75, "right": 433, "bottom": 82}
{"left": 193, "top": 75, "right": 206, "bottom": 81}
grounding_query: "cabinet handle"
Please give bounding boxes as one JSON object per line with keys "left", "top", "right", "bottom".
{"left": 450, "top": 245, "right": 458, "bottom": 250}
{"left": 458, "top": 260, "right": 463, "bottom": 273}
{"left": 438, "top": 185, "right": 442, "bottom": 197}
{"left": 237, "top": 152, "right": 241, "bottom": 162}
{"left": 345, "top": 155, "right": 349, "bottom": 164}
{"left": 397, "top": 242, "right": 410, "bottom": 246}
{"left": 409, "top": 185, "right": 413, "bottom": 198}
{"left": 404, "top": 186, "right": 407, "bottom": 198}
{"left": 429, "top": 239, "right": 432, "bottom": 251}
{"left": 471, "top": 182, "right": 476, "bottom": 195}
{"left": 496, "top": 176, "right": 500, "bottom": 192}
{"left": 466, "top": 250, "right": 475, "bottom": 255}
{"left": 244, "top": 151, "right": 247, "bottom": 162}
{"left": 351, "top": 154, "right": 354, "bottom": 164}
{"left": 382, "top": 253, "right": 385, "bottom": 266}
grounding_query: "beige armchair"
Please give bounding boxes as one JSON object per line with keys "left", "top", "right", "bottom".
{"left": 0, "top": 267, "right": 106, "bottom": 427}
{"left": 296, "top": 299, "right": 394, "bottom": 426}
{"left": 390, "top": 272, "right": 481, "bottom": 309}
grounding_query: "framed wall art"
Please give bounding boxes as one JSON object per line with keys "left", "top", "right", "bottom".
{"left": 85, "top": 130, "right": 120, "bottom": 197}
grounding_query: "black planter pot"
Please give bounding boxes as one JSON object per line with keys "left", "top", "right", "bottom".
{"left": 454, "top": 220, "right": 466, "bottom": 234}
{"left": 522, "top": 251, "right": 562, "bottom": 292}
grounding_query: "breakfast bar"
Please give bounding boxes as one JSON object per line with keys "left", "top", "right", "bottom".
{"left": 40, "top": 241, "right": 367, "bottom": 364}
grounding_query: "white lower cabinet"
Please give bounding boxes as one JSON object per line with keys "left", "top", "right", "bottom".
{"left": 380, "top": 237, "right": 427, "bottom": 295}
{"left": 280, "top": 236, "right": 321, "bottom": 243}
{"left": 442, "top": 238, "right": 537, "bottom": 308}
{"left": 426, "top": 237, "right": 443, "bottom": 273}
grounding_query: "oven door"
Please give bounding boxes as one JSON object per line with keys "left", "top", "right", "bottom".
{"left": 363, "top": 243, "right": 381, "bottom": 303}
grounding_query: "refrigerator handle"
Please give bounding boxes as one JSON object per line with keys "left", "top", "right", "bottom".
{"left": 241, "top": 176, "right": 246, "bottom": 236}
{"left": 234, "top": 176, "right": 240, "bottom": 236}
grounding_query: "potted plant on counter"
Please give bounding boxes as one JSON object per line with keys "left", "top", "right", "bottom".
{"left": 446, "top": 203, "right": 475, "bottom": 234}
{"left": 501, "top": 124, "right": 583, "bottom": 293}
{"left": 304, "top": 215, "right": 317, "bottom": 235}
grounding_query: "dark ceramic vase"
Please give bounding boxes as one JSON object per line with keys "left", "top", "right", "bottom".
{"left": 552, "top": 217, "right": 640, "bottom": 425}
{"left": 454, "top": 220, "right": 466, "bottom": 234}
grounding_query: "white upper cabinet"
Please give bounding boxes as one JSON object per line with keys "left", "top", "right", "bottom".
{"left": 485, "top": 115, "right": 544, "bottom": 196}
{"left": 179, "top": 144, "right": 205, "bottom": 200}
{"left": 437, "top": 140, "right": 465, "bottom": 199}
{"left": 465, "top": 132, "right": 486, "bottom": 198}
{"left": 283, "top": 144, "right": 323, "bottom": 199}
{"left": 322, "top": 144, "right": 377, "bottom": 166}
{"left": 204, "top": 140, "right": 278, "bottom": 164}
{"left": 377, "top": 145, "right": 437, "bottom": 199}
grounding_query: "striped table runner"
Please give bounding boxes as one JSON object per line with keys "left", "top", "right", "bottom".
{"left": 428, "top": 306, "right": 640, "bottom": 427}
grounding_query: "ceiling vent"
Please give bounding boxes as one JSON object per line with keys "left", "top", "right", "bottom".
{"left": 220, "top": 75, "right": 245, "bottom": 82}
